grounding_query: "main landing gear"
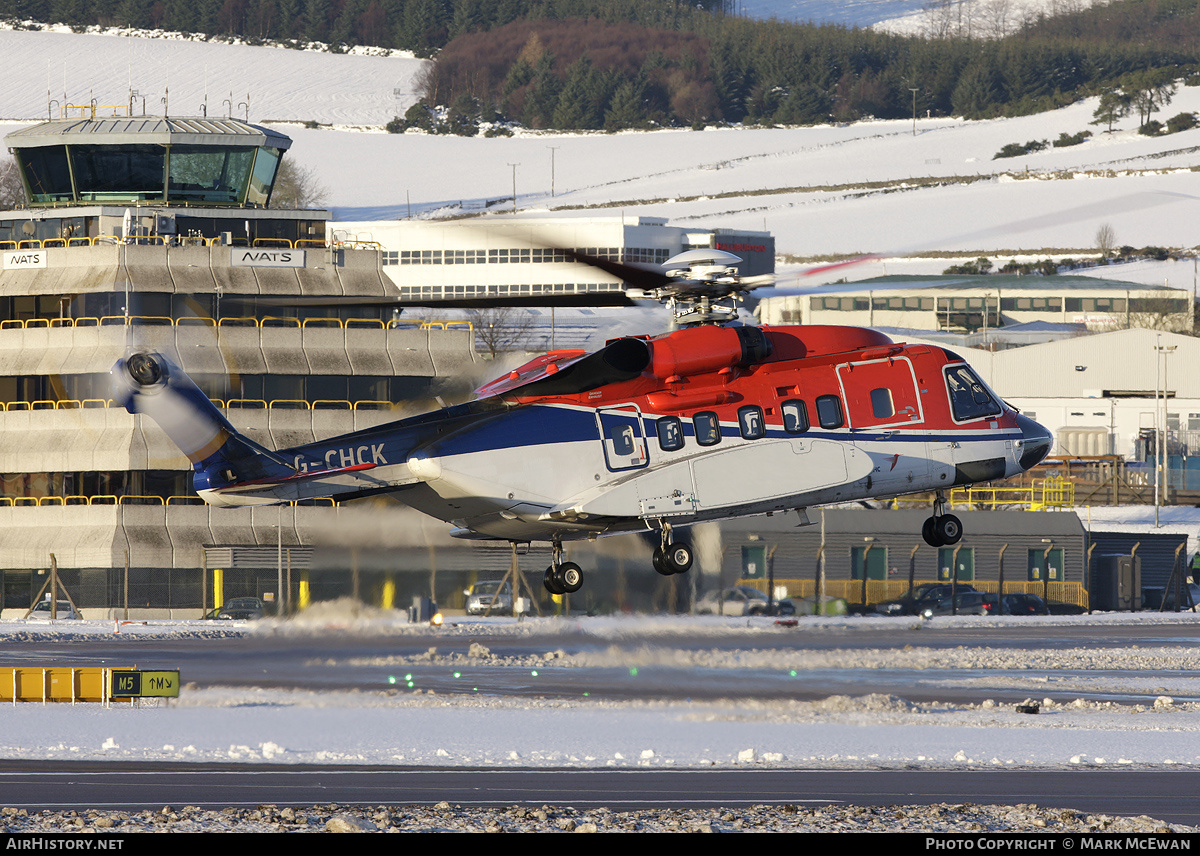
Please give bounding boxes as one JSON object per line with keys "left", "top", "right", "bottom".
{"left": 652, "top": 522, "right": 693, "bottom": 577}
{"left": 544, "top": 541, "right": 584, "bottom": 596}
{"left": 922, "top": 491, "right": 963, "bottom": 548}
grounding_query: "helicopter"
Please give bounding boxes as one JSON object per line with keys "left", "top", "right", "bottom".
{"left": 112, "top": 248, "right": 1054, "bottom": 596}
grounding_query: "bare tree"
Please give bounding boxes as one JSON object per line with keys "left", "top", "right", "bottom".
{"left": 467, "top": 307, "right": 538, "bottom": 358}
{"left": 1095, "top": 223, "right": 1117, "bottom": 259}
{"left": 1125, "top": 290, "right": 1194, "bottom": 334}
{"left": 922, "top": 0, "right": 960, "bottom": 39}
{"left": 271, "top": 159, "right": 329, "bottom": 209}
{"left": 976, "top": 0, "right": 1014, "bottom": 39}
{"left": 0, "top": 157, "right": 26, "bottom": 209}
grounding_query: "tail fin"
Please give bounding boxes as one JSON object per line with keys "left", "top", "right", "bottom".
{"left": 112, "top": 352, "right": 292, "bottom": 489}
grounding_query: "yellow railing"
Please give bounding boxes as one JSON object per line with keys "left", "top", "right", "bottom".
{"left": 0, "top": 236, "right": 373, "bottom": 250}
{"left": 0, "top": 314, "right": 466, "bottom": 330}
{"left": 61, "top": 103, "right": 128, "bottom": 119}
{"left": 950, "top": 476, "right": 1075, "bottom": 511}
{"left": 0, "top": 494, "right": 340, "bottom": 508}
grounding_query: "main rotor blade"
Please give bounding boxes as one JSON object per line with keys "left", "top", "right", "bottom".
{"left": 560, "top": 250, "right": 676, "bottom": 292}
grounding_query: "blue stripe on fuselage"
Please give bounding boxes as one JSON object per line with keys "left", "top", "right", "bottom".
{"left": 424, "top": 403, "right": 1021, "bottom": 458}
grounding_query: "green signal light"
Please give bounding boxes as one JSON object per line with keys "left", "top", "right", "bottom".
{"left": 629, "top": 667, "right": 639, "bottom": 677}
{"left": 531, "top": 670, "right": 539, "bottom": 677}
{"left": 453, "top": 671, "right": 462, "bottom": 679}
{"left": 387, "top": 676, "right": 397, "bottom": 685}
{"left": 789, "top": 670, "right": 798, "bottom": 677}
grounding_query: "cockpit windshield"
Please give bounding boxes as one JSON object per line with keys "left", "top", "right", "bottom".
{"left": 944, "top": 365, "right": 1002, "bottom": 421}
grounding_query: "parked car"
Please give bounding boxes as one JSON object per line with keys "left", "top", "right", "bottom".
{"left": 983, "top": 592, "right": 1050, "bottom": 616}
{"left": 921, "top": 590, "right": 993, "bottom": 618}
{"left": 465, "top": 580, "right": 514, "bottom": 616}
{"left": 697, "top": 586, "right": 796, "bottom": 617}
{"left": 30, "top": 599, "right": 81, "bottom": 620}
{"left": 876, "top": 583, "right": 978, "bottom": 616}
{"left": 208, "top": 597, "right": 265, "bottom": 620}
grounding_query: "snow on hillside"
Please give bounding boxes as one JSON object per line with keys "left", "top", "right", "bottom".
{"left": 742, "top": 0, "right": 1107, "bottom": 36}
{"left": 0, "top": 24, "right": 426, "bottom": 126}
{"left": 2, "top": 12, "right": 1199, "bottom": 279}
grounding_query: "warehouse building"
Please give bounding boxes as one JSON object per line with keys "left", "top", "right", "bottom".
{"left": 757, "top": 274, "right": 1192, "bottom": 334}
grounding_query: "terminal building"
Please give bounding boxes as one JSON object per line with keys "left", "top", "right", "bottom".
{"left": 331, "top": 217, "right": 774, "bottom": 305}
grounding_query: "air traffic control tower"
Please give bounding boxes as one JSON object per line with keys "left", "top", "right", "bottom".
{"left": 0, "top": 116, "right": 478, "bottom": 616}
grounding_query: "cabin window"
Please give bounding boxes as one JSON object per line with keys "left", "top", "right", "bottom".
{"left": 737, "top": 405, "right": 765, "bottom": 440}
{"left": 781, "top": 400, "right": 809, "bottom": 434}
{"left": 944, "top": 365, "right": 1001, "bottom": 421}
{"left": 693, "top": 411, "right": 721, "bottom": 446}
{"left": 870, "top": 388, "right": 895, "bottom": 419}
{"left": 609, "top": 425, "right": 636, "bottom": 456}
{"left": 815, "top": 395, "right": 844, "bottom": 429}
{"left": 656, "top": 417, "right": 685, "bottom": 451}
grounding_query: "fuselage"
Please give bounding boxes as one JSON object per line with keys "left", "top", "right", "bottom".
{"left": 194, "top": 324, "right": 1051, "bottom": 543}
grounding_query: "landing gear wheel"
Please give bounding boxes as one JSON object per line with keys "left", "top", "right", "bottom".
{"left": 663, "top": 543, "right": 693, "bottom": 574}
{"left": 543, "top": 565, "right": 564, "bottom": 595}
{"left": 934, "top": 514, "right": 963, "bottom": 545}
{"left": 558, "top": 562, "right": 583, "bottom": 594}
{"left": 922, "top": 517, "right": 942, "bottom": 548}
{"left": 652, "top": 548, "right": 672, "bottom": 577}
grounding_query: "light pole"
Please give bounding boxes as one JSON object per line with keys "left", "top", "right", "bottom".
{"left": 508, "top": 163, "right": 519, "bottom": 213}
{"left": 547, "top": 146, "right": 559, "bottom": 197}
{"left": 1155, "top": 336, "right": 1177, "bottom": 526}
{"left": 910, "top": 87, "right": 919, "bottom": 136}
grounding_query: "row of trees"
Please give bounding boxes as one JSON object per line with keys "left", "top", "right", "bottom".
{"left": 0, "top": 0, "right": 731, "bottom": 55}
{"left": 1092, "top": 69, "right": 1180, "bottom": 132}
{"left": 6, "top": 0, "right": 1200, "bottom": 129}
{"left": 414, "top": 9, "right": 1200, "bottom": 132}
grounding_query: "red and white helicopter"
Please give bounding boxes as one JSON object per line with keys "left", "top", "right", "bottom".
{"left": 113, "top": 249, "right": 1052, "bottom": 596}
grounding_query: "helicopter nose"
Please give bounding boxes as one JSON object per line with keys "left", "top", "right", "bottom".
{"left": 1015, "top": 413, "right": 1053, "bottom": 471}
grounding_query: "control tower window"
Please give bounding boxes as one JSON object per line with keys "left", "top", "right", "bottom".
{"left": 247, "top": 147, "right": 282, "bottom": 207}
{"left": 169, "top": 146, "right": 255, "bottom": 204}
{"left": 72, "top": 144, "right": 165, "bottom": 200}
{"left": 17, "top": 147, "right": 72, "bottom": 203}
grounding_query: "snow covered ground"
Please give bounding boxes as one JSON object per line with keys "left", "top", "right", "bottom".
{"left": 7, "top": 609, "right": 1200, "bottom": 773}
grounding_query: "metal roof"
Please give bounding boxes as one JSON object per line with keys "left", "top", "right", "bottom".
{"left": 844, "top": 274, "right": 1188, "bottom": 294}
{"left": 5, "top": 117, "right": 292, "bottom": 150}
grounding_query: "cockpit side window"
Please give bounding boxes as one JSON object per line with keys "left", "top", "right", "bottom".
{"left": 944, "top": 365, "right": 1001, "bottom": 421}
